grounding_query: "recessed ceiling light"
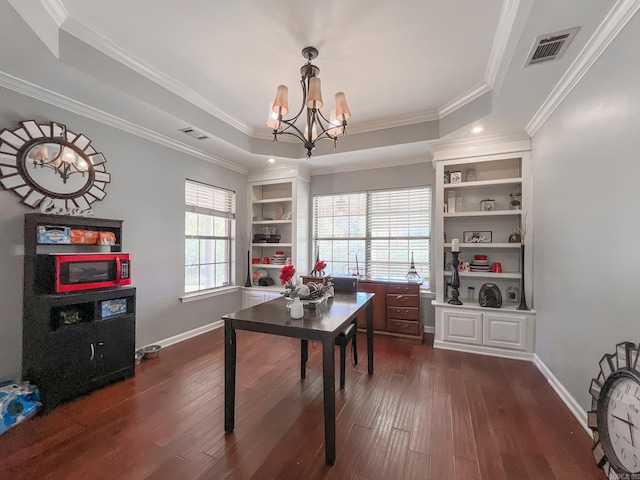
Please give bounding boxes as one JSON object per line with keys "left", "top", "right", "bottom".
{"left": 268, "top": 158, "right": 276, "bottom": 163}
{"left": 471, "top": 126, "right": 484, "bottom": 134}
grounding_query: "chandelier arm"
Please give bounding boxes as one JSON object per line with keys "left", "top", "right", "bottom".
{"left": 277, "top": 119, "right": 307, "bottom": 143}
{"left": 280, "top": 76, "right": 308, "bottom": 126}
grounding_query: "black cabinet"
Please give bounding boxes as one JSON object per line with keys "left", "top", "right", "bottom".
{"left": 22, "top": 213, "right": 136, "bottom": 412}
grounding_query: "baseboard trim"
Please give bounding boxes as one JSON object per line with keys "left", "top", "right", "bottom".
{"left": 150, "top": 320, "right": 223, "bottom": 350}
{"left": 433, "top": 340, "right": 533, "bottom": 361}
{"left": 533, "top": 353, "right": 591, "bottom": 436}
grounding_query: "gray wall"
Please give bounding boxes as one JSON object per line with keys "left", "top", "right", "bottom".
{"left": 311, "top": 162, "right": 437, "bottom": 329}
{"left": 0, "top": 87, "right": 247, "bottom": 382}
{"left": 531, "top": 12, "right": 640, "bottom": 410}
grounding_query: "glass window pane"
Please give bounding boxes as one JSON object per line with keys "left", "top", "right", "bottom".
{"left": 214, "top": 217, "right": 228, "bottom": 236}
{"left": 185, "top": 239, "right": 199, "bottom": 265}
{"left": 216, "top": 263, "right": 229, "bottom": 286}
{"left": 200, "top": 264, "right": 216, "bottom": 290}
{"left": 198, "top": 214, "right": 214, "bottom": 236}
{"left": 185, "top": 266, "right": 199, "bottom": 292}
{"left": 185, "top": 212, "right": 198, "bottom": 235}
{"left": 200, "top": 239, "right": 216, "bottom": 263}
{"left": 216, "top": 239, "right": 228, "bottom": 261}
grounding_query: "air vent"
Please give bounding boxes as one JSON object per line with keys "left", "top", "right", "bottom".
{"left": 179, "top": 127, "right": 208, "bottom": 140}
{"left": 524, "top": 27, "right": 579, "bottom": 67}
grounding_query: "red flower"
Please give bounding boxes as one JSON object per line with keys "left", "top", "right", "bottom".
{"left": 279, "top": 264, "right": 296, "bottom": 285}
{"left": 314, "top": 260, "right": 327, "bottom": 272}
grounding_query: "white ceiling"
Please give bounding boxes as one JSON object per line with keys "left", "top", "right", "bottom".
{"left": 0, "top": 0, "right": 625, "bottom": 174}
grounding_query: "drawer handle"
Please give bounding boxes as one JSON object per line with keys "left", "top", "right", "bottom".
{"left": 396, "top": 323, "right": 409, "bottom": 328}
{"left": 396, "top": 309, "right": 409, "bottom": 315}
{"left": 396, "top": 295, "right": 408, "bottom": 301}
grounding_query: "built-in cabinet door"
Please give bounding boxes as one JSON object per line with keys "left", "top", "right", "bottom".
{"left": 483, "top": 312, "right": 528, "bottom": 351}
{"left": 242, "top": 290, "right": 282, "bottom": 309}
{"left": 243, "top": 291, "right": 266, "bottom": 308}
{"left": 442, "top": 310, "right": 482, "bottom": 345}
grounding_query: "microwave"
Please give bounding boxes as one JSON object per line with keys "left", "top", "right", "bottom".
{"left": 36, "top": 253, "right": 131, "bottom": 293}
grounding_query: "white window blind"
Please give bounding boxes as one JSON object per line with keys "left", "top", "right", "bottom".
{"left": 185, "top": 180, "right": 236, "bottom": 219}
{"left": 313, "top": 186, "right": 431, "bottom": 285}
{"left": 185, "top": 180, "right": 236, "bottom": 293}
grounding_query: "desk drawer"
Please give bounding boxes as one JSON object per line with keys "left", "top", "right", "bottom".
{"left": 387, "top": 306, "right": 420, "bottom": 321}
{"left": 387, "top": 319, "right": 420, "bottom": 336}
{"left": 387, "top": 284, "right": 420, "bottom": 295}
{"left": 387, "top": 294, "right": 419, "bottom": 308}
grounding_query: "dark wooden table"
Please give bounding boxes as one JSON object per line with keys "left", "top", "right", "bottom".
{"left": 222, "top": 292, "right": 375, "bottom": 465}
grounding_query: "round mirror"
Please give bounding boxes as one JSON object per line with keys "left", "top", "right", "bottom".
{"left": 0, "top": 121, "right": 110, "bottom": 210}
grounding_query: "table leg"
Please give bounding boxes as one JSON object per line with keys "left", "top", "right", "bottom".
{"left": 301, "top": 339, "right": 308, "bottom": 379}
{"left": 366, "top": 300, "right": 374, "bottom": 375}
{"left": 224, "top": 320, "right": 236, "bottom": 433}
{"left": 322, "top": 337, "right": 336, "bottom": 465}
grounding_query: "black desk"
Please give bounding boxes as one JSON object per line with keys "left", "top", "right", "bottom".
{"left": 222, "top": 292, "right": 375, "bottom": 465}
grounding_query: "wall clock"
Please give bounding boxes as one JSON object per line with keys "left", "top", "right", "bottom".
{"left": 588, "top": 341, "right": 640, "bottom": 479}
{"left": 0, "top": 120, "right": 110, "bottom": 210}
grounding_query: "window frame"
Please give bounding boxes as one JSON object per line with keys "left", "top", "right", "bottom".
{"left": 184, "top": 179, "right": 236, "bottom": 294}
{"left": 312, "top": 186, "right": 431, "bottom": 287}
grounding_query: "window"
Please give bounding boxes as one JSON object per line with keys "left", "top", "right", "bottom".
{"left": 313, "top": 186, "right": 431, "bottom": 287}
{"left": 185, "top": 180, "right": 235, "bottom": 293}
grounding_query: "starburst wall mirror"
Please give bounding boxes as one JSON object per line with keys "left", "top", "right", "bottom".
{"left": 0, "top": 120, "right": 110, "bottom": 211}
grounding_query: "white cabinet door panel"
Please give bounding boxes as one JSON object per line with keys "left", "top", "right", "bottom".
{"left": 483, "top": 313, "right": 528, "bottom": 351}
{"left": 442, "top": 310, "right": 482, "bottom": 345}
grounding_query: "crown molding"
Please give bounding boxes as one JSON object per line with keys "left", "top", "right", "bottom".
{"left": 485, "top": 0, "right": 521, "bottom": 86}
{"left": 431, "top": 132, "right": 530, "bottom": 161}
{"left": 526, "top": 0, "right": 640, "bottom": 137}
{"left": 0, "top": 71, "right": 248, "bottom": 175}
{"left": 438, "top": 82, "right": 492, "bottom": 118}
{"left": 56, "top": 14, "right": 254, "bottom": 137}
{"left": 42, "top": 0, "right": 68, "bottom": 26}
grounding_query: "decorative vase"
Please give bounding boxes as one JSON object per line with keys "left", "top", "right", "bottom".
{"left": 516, "top": 244, "right": 530, "bottom": 311}
{"left": 290, "top": 297, "right": 304, "bottom": 319}
{"left": 244, "top": 250, "right": 252, "bottom": 287}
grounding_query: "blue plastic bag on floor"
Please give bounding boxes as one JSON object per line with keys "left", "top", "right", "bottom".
{"left": 0, "top": 381, "right": 41, "bottom": 436}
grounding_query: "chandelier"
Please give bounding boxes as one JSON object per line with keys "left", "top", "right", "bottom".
{"left": 27, "top": 142, "right": 89, "bottom": 184}
{"left": 267, "top": 47, "right": 351, "bottom": 159}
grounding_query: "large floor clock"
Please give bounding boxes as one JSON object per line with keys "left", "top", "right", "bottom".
{"left": 589, "top": 342, "right": 640, "bottom": 479}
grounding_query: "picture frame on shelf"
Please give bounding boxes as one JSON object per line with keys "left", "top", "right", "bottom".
{"left": 463, "top": 231, "right": 492, "bottom": 243}
{"left": 480, "top": 199, "right": 495, "bottom": 211}
{"left": 450, "top": 171, "right": 462, "bottom": 183}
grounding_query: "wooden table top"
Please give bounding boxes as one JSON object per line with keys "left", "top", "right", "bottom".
{"left": 222, "top": 292, "right": 374, "bottom": 340}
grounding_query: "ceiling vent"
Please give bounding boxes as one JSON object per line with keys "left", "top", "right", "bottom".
{"left": 524, "top": 27, "right": 580, "bottom": 67}
{"left": 179, "top": 127, "right": 208, "bottom": 140}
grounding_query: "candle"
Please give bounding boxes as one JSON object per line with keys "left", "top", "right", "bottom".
{"left": 451, "top": 238, "right": 460, "bottom": 252}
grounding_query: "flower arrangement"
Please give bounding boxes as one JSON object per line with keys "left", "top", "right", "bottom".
{"left": 279, "top": 264, "right": 298, "bottom": 298}
{"left": 312, "top": 260, "right": 327, "bottom": 276}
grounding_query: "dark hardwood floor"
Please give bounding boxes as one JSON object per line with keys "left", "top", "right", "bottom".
{"left": 0, "top": 329, "right": 604, "bottom": 479}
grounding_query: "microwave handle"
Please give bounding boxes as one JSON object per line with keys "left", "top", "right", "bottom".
{"left": 90, "top": 343, "right": 95, "bottom": 361}
{"left": 115, "top": 256, "right": 122, "bottom": 284}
